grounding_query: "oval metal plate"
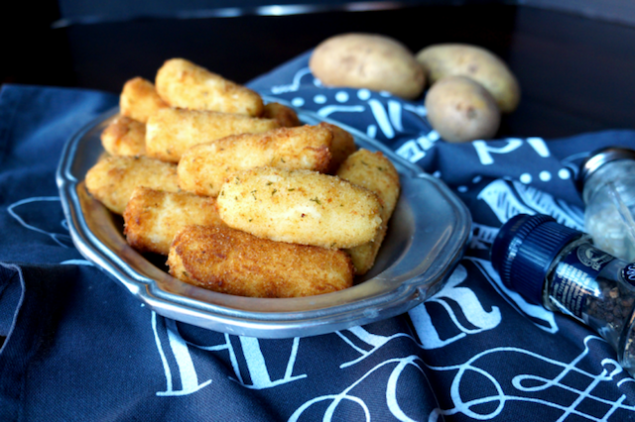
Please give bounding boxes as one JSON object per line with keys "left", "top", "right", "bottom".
{"left": 56, "top": 97, "right": 471, "bottom": 338}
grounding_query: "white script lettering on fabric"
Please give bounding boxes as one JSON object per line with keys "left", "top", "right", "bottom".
{"left": 409, "top": 264, "right": 502, "bottom": 348}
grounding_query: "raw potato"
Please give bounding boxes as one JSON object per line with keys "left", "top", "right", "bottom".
{"left": 416, "top": 43, "right": 520, "bottom": 113}
{"left": 309, "top": 33, "right": 425, "bottom": 99}
{"left": 424, "top": 76, "right": 500, "bottom": 143}
{"left": 216, "top": 167, "right": 383, "bottom": 249}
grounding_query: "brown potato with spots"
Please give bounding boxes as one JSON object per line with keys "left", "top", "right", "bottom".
{"left": 85, "top": 155, "right": 180, "bottom": 215}
{"left": 145, "top": 108, "right": 279, "bottom": 163}
{"left": 101, "top": 115, "right": 147, "bottom": 157}
{"left": 155, "top": 58, "right": 264, "bottom": 116}
{"left": 319, "top": 122, "right": 357, "bottom": 174}
{"left": 119, "top": 77, "right": 169, "bottom": 123}
{"left": 424, "top": 76, "right": 500, "bottom": 143}
{"left": 309, "top": 33, "right": 425, "bottom": 99}
{"left": 178, "top": 124, "right": 333, "bottom": 197}
{"left": 216, "top": 167, "right": 382, "bottom": 249}
{"left": 123, "top": 187, "right": 225, "bottom": 255}
{"left": 337, "top": 149, "right": 400, "bottom": 274}
{"left": 416, "top": 43, "right": 520, "bottom": 113}
{"left": 167, "top": 225, "right": 354, "bottom": 298}
{"left": 262, "top": 102, "right": 301, "bottom": 127}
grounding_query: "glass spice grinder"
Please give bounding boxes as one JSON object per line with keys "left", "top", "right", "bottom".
{"left": 578, "top": 146, "right": 635, "bottom": 262}
{"left": 491, "top": 214, "right": 635, "bottom": 377}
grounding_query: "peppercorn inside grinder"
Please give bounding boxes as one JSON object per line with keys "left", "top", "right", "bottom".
{"left": 578, "top": 146, "right": 635, "bottom": 262}
{"left": 491, "top": 213, "right": 635, "bottom": 377}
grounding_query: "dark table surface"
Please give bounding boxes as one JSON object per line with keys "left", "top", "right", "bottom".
{"left": 3, "top": 3, "right": 635, "bottom": 141}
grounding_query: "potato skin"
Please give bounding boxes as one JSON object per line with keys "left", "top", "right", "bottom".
{"left": 424, "top": 76, "right": 500, "bottom": 143}
{"left": 123, "top": 187, "right": 225, "bottom": 256}
{"left": 216, "top": 167, "right": 382, "bottom": 249}
{"left": 101, "top": 115, "right": 146, "bottom": 157}
{"left": 155, "top": 58, "right": 264, "bottom": 116}
{"left": 145, "top": 108, "right": 279, "bottom": 163}
{"left": 85, "top": 155, "right": 180, "bottom": 215}
{"left": 178, "top": 124, "right": 333, "bottom": 197}
{"left": 167, "top": 225, "right": 354, "bottom": 298}
{"left": 416, "top": 43, "right": 520, "bottom": 113}
{"left": 309, "top": 33, "right": 425, "bottom": 99}
{"left": 119, "top": 77, "right": 168, "bottom": 123}
{"left": 337, "top": 149, "right": 400, "bottom": 275}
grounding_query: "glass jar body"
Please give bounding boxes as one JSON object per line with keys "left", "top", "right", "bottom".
{"left": 542, "top": 237, "right": 635, "bottom": 375}
{"left": 583, "top": 160, "right": 635, "bottom": 261}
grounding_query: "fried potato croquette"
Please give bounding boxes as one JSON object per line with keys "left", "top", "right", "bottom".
{"left": 262, "top": 102, "right": 301, "bottom": 127}
{"left": 156, "top": 58, "right": 264, "bottom": 117}
{"left": 85, "top": 155, "right": 180, "bottom": 215}
{"left": 167, "top": 225, "right": 354, "bottom": 298}
{"left": 86, "top": 57, "right": 406, "bottom": 298}
{"left": 146, "top": 108, "right": 280, "bottom": 163}
{"left": 120, "top": 77, "right": 168, "bottom": 123}
{"left": 123, "top": 187, "right": 225, "bottom": 255}
{"left": 337, "top": 149, "right": 400, "bottom": 274}
{"left": 217, "top": 167, "right": 382, "bottom": 249}
{"left": 101, "top": 115, "right": 147, "bottom": 157}
{"left": 178, "top": 124, "right": 333, "bottom": 197}
{"left": 320, "top": 122, "right": 357, "bottom": 174}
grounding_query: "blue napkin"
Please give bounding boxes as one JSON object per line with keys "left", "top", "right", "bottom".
{"left": 1, "top": 52, "right": 635, "bottom": 421}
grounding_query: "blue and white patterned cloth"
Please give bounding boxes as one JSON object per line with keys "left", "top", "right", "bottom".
{"left": 1, "top": 52, "right": 635, "bottom": 421}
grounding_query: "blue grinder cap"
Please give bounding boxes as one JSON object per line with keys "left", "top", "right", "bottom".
{"left": 490, "top": 214, "right": 583, "bottom": 304}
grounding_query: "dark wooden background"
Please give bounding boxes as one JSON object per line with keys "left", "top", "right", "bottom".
{"left": 3, "top": 3, "right": 634, "bottom": 140}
